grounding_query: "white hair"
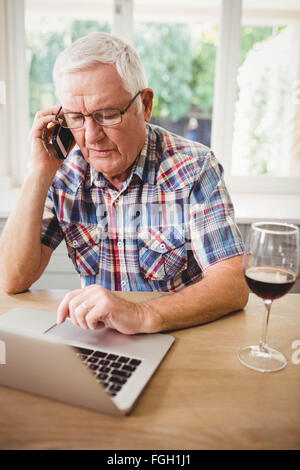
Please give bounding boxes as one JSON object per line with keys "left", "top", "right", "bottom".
{"left": 53, "top": 32, "right": 148, "bottom": 100}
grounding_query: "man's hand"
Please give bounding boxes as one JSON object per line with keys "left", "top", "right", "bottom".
{"left": 29, "top": 105, "right": 72, "bottom": 176}
{"left": 55, "top": 256, "right": 248, "bottom": 335}
{"left": 56, "top": 285, "right": 152, "bottom": 335}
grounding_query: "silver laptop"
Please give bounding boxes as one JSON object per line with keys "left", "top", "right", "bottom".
{"left": 0, "top": 308, "right": 174, "bottom": 415}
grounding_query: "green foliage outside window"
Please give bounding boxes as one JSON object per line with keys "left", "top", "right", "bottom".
{"left": 27, "top": 20, "right": 274, "bottom": 125}
{"left": 135, "top": 23, "right": 193, "bottom": 121}
{"left": 27, "top": 20, "right": 110, "bottom": 122}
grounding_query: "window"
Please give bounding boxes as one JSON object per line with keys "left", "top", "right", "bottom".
{"left": 25, "top": 0, "right": 113, "bottom": 124}
{"left": 1, "top": 0, "right": 300, "bottom": 203}
{"left": 232, "top": 19, "right": 300, "bottom": 179}
{"left": 211, "top": 0, "right": 300, "bottom": 195}
{"left": 25, "top": 0, "right": 220, "bottom": 147}
{"left": 134, "top": 0, "right": 221, "bottom": 147}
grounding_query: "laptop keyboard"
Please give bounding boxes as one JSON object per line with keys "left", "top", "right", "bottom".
{"left": 75, "top": 346, "right": 142, "bottom": 397}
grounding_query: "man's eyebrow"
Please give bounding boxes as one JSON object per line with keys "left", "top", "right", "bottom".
{"left": 63, "top": 106, "right": 117, "bottom": 113}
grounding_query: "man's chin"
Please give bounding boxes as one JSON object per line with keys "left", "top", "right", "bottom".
{"left": 88, "top": 155, "right": 120, "bottom": 178}
{"left": 87, "top": 151, "right": 117, "bottom": 170}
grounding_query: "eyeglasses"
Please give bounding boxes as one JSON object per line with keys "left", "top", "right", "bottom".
{"left": 55, "top": 91, "right": 142, "bottom": 129}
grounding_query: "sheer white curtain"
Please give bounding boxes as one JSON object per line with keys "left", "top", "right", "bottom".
{"left": 232, "top": 26, "right": 300, "bottom": 177}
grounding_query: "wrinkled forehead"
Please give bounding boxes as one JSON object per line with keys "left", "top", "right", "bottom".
{"left": 55, "top": 64, "right": 132, "bottom": 112}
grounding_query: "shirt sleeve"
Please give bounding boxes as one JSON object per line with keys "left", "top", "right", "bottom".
{"left": 40, "top": 187, "right": 64, "bottom": 250}
{"left": 189, "top": 151, "right": 244, "bottom": 271}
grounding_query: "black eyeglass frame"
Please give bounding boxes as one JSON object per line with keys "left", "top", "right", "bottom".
{"left": 55, "top": 90, "right": 142, "bottom": 129}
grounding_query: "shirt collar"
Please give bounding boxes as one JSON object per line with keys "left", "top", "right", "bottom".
{"left": 131, "top": 124, "right": 157, "bottom": 185}
{"left": 88, "top": 166, "right": 108, "bottom": 189}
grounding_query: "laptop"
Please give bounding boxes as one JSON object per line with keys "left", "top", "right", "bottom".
{"left": 0, "top": 307, "right": 174, "bottom": 415}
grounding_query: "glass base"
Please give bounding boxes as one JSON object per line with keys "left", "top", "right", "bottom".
{"left": 238, "top": 344, "right": 287, "bottom": 372}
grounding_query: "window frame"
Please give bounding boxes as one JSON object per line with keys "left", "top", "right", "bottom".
{"left": 0, "top": 0, "right": 30, "bottom": 188}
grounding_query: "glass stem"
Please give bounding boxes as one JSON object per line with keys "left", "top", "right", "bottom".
{"left": 259, "top": 299, "right": 272, "bottom": 352}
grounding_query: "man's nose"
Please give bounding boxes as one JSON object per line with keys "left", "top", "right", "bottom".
{"left": 84, "top": 116, "right": 106, "bottom": 144}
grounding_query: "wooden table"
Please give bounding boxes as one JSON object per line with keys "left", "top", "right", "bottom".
{"left": 0, "top": 289, "right": 299, "bottom": 450}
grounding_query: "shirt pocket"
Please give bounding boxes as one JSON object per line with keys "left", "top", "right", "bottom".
{"left": 138, "top": 227, "right": 187, "bottom": 281}
{"left": 62, "top": 223, "right": 100, "bottom": 276}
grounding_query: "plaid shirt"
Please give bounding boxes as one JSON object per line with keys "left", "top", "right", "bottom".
{"left": 41, "top": 123, "right": 244, "bottom": 291}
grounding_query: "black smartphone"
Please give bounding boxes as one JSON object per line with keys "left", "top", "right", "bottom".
{"left": 52, "top": 124, "right": 75, "bottom": 159}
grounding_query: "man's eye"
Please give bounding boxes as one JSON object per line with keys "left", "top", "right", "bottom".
{"left": 69, "top": 114, "right": 82, "bottom": 121}
{"left": 101, "top": 110, "right": 120, "bottom": 120}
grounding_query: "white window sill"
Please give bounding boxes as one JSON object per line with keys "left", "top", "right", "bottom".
{"left": 0, "top": 188, "right": 299, "bottom": 225}
{"left": 231, "top": 192, "right": 300, "bottom": 225}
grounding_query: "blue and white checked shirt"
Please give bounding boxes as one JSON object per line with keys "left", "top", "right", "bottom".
{"left": 41, "top": 123, "right": 244, "bottom": 291}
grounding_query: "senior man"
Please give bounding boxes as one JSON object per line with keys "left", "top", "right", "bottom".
{"left": 0, "top": 32, "right": 249, "bottom": 334}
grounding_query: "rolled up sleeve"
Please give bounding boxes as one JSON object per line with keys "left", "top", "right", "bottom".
{"left": 189, "top": 152, "right": 244, "bottom": 271}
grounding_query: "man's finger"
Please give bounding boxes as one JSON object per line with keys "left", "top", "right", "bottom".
{"left": 72, "top": 297, "right": 94, "bottom": 329}
{"left": 56, "top": 289, "right": 81, "bottom": 324}
{"left": 85, "top": 307, "right": 107, "bottom": 330}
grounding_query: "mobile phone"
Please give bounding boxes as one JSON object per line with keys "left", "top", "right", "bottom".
{"left": 52, "top": 124, "right": 75, "bottom": 159}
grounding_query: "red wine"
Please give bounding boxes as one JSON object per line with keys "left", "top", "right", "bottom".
{"left": 245, "top": 266, "right": 297, "bottom": 300}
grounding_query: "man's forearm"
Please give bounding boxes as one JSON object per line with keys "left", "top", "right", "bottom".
{"left": 0, "top": 170, "right": 54, "bottom": 292}
{"left": 142, "top": 256, "right": 249, "bottom": 333}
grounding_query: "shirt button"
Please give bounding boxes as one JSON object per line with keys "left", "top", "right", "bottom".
{"left": 160, "top": 243, "right": 166, "bottom": 250}
{"left": 117, "top": 241, "right": 122, "bottom": 248}
{"left": 73, "top": 240, "right": 79, "bottom": 248}
{"left": 114, "top": 199, "right": 119, "bottom": 205}
{"left": 121, "top": 280, "right": 127, "bottom": 288}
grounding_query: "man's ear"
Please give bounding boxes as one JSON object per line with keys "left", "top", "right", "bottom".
{"left": 141, "top": 88, "right": 154, "bottom": 122}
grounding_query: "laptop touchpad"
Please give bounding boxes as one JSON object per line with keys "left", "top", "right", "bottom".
{"left": 44, "top": 319, "right": 125, "bottom": 348}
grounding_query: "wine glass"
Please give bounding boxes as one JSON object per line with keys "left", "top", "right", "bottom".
{"left": 238, "top": 222, "right": 299, "bottom": 372}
